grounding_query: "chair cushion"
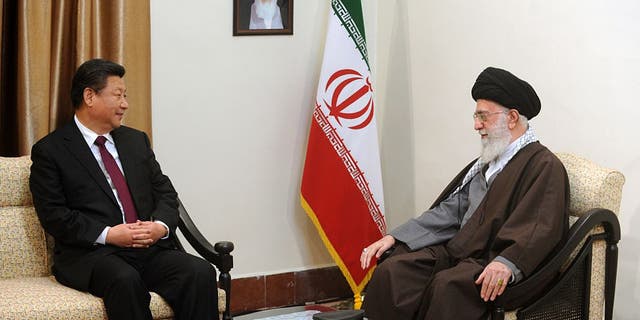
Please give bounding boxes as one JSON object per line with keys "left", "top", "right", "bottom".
{"left": 0, "top": 276, "right": 225, "bottom": 319}
{"left": 0, "top": 276, "right": 175, "bottom": 320}
{"left": 0, "top": 206, "right": 48, "bottom": 279}
{"left": 0, "top": 156, "right": 32, "bottom": 207}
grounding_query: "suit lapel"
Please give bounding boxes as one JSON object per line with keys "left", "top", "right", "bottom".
{"left": 60, "top": 122, "right": 119, "bottom": 205}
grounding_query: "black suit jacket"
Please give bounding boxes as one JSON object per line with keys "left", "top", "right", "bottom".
{"left": 29, "top": 121, "right": 179, "bottom": 291}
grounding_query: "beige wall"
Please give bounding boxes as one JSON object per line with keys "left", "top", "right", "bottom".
{"left": 150, "top": 0, "right": 378, "bottom": 276}
{"left": 151, "top": 0, "right": 639, "bottom": 318}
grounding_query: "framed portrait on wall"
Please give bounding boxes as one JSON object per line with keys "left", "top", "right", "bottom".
{"left": 233, "top": 0, "right": 293, "bottom": 36}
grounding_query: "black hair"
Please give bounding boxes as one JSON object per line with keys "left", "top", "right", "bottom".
{"left": 70, "top": 59, "right": 125, "bottom": 109}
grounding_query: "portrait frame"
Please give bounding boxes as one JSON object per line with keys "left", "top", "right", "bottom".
{"left": 233, "top": 0, "right": 293, "bottom": 36}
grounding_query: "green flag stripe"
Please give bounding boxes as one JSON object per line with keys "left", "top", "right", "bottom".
{"left": 332, "top": 0, "right": 370, "bottom": 70}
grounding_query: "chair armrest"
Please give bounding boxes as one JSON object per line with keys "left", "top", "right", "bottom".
{"left": 493, "top": 208, "right": 620, "bottom": 309}
{"left": 176, "top": 198, "right": 234, "bottom": 320}
{"left": 177, "top": 198, "right": 234, "bottom": 268}
{"left": 377, "top": 247, "right": 396, "bottom": 264}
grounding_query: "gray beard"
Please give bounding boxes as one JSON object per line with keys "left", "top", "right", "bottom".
{"left": 480, "top": 116, "right": 512, "bottom": 163}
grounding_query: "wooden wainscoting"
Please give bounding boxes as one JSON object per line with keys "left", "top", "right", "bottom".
{"left": 230, "top": 266, "right": 352, "bottom": 315}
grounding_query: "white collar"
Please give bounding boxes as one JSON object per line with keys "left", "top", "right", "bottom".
{"left": 74, "top": 115, "right": 114, "bottom": 147}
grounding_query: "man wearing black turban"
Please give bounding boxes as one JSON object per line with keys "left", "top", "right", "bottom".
{"left": 472, "top": 67, "right": 541, "bottom": 120}
{"left": 361, "top": 67, "right": 569, "bottom": 320}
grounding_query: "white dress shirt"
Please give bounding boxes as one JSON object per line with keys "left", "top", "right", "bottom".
{"left": 74, "top": 116, "right": 169, "bottom": 244}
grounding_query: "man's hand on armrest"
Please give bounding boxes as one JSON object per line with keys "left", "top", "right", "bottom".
{"left": 360, "top": 235, "right": 396, "bottom": 269}
{"left": 475, "top": 261, "right": 513, "bottom": 302}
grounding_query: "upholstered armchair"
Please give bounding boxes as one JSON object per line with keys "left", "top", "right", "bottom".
{"left": 375, "top": 153, "right": 624, "bottom": 320}
{"left": 491, "top": 153, "right": 625, "bottom": 320}
{"left": 0, "top": 156, "right": 234, "bottom": 320}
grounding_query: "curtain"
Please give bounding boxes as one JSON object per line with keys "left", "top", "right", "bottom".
{"left": 0, "top": 0, "right": 151, "bottom": 156}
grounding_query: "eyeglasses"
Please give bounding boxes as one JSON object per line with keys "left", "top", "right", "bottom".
{"left": 473, "top": 111, "right": 507, "bottom": 122}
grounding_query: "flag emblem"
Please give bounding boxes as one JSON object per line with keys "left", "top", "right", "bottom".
{"left": 323, "top": 69, "right": 375, "bottom": 130}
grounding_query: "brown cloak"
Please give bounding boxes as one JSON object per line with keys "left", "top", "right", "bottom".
{"left": 363, "top": 142, "right": 569, "bottom": 320}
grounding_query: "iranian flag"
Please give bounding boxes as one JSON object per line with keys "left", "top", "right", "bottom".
{"left": 300, "top": 0, "right": 385, "bottom": 308}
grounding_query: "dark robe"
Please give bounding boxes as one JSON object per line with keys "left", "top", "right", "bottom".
{"left": 363, "top": 142, "right": 569, "bottom": 320}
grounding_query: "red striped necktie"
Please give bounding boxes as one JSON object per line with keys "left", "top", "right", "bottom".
{"left": 94, "top": 136, "right": 139, "bottom": 223}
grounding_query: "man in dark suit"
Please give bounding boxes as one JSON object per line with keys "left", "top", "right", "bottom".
{"left": 29, "top": 59, "right": 218, "bottom": 320}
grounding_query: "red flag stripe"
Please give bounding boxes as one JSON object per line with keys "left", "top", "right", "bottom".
{"left": 301, "top": 108, "right": 384, "bottom": 287}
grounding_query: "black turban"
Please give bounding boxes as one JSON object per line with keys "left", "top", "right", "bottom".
{"left": 471, "top": 67, "right": 541, "bottom": 120}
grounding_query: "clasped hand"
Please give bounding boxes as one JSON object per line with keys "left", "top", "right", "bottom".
{"left": 106, "top": 221, "right": 166, "bottom": 248}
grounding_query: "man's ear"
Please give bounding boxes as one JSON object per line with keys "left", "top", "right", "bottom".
{"left": 83, "top": 88, "right": 95, "bottom": 107}
{"left": 508, "top": 109, "right": 519, "bottom": 129}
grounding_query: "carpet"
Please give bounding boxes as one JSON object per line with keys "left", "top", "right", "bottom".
{"left": 234, "top": 305, "right": 335, "bottom": 320}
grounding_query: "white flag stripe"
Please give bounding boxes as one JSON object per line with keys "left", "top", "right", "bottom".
{"left": 315, "top": 7, "right": 385, "bottom": 214}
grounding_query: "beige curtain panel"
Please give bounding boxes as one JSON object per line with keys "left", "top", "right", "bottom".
{"left": 0, "top": 0, "right": 151, "bottom": 156}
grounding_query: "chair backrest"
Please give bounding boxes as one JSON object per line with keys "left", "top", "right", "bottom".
{"left": 0, "top": 156, "right": 51, "bottom": 279}
{"left": 556, "top": 153, "right": 625, "bottom": 217}
{"left": 556, "top": 153, "right": 624, "bottom": 320}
